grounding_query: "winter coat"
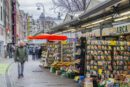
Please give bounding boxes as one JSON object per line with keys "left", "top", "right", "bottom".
{"left": 15, "top": 46, "right": 28, "bottom": 63}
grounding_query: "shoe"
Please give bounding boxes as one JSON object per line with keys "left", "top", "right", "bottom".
{"left": 18, "top": 75, "right": 21, "bottom": 79}
{"left": 21, "top": 74, "right": 24, "bottom": 78}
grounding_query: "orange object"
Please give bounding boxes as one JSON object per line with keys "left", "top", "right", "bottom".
{"left": 34, "top": 34, "right": 50, "bottom": 39}
{"left": 27, "top": 36, "right": 34, "bottom": 40}
{"left": 34, "top": 34, "right": 67, "bottom": 41}
{"left": 27, "top": 34, "right": 67, "bottom": 41}
{"left": 48, "top": 34, "right": 67, "bottom": 41}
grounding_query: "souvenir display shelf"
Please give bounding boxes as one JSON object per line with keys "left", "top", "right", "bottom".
{"left": 62, "top": 42, "right": 74, "bottom": 62}
{"left": 113, "top": 41, "right": 130, "bottom": 75}
{"left": 75, "top": 38, "right": 81, "bottom": 59}
{"left": 72, "top": 38, "right": 81, "bottom": 74}
{"left": 47, "top": 42, "right": 61, "bottom": 66}
{"left": 41, "top": 43, "right": 48, "bottom": 67}
{"left": 85, "top": 40, "right": 130, "bottom": 87}
{"left": 41, "top": 44, "right": 48, "bottom": 58}
{"left": 86, "top": 40, "right": 113, "bottom": 78}
{"left": 54, "top": 42, "right": 62, "bottom": 62}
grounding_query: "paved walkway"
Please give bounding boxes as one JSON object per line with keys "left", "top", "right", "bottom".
{"left": 0, "top": 58, "right": 14, "bottom": 87}
{"left": 9, "top": 59, "right": 78, "bottom": 87}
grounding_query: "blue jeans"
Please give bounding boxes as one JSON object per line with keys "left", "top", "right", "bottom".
{"left": 8, "top": 52, "right": 12, "bottom": 58}
{"left": 32, "top": 55, "right": 35, "bottom": 60}
{"left": 18, "top": 62, "right": 24, "bottom": 76}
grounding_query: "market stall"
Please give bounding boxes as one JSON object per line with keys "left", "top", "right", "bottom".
{"left": 50, "top": 38, "right": 81, "bottom": 78}
{"left": 84, "top": 40, "right": 130, "bottom": 87}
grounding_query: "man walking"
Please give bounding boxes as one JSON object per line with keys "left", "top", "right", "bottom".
{"left": 15, "top": 41, "right": 28, "bottom": 79}
{"left": 32, "top": 46, "right": 36, "bottom": 60}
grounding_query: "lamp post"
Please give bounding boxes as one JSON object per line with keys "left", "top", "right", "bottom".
{"left": 36, "top": 3, "right": 45, "bottom": 33}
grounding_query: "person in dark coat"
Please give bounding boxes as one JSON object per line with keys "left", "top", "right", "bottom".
{"left": 7, "top": 43, "right": 13, "bottom": 58}
{"left": 32, "top": 47, "right": 36, "bottom": 60}
{"left": 35, "top": 47, "right": 39, "bottom": 59}
{"left": 38, "top": 46, "right": 42, "bottom": 59}
{"left": 15, "top": 41, "right": 28, "bottom": 79}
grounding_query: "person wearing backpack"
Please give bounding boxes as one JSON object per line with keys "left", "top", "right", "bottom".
{"left": 15, "top": 41, "right": 28, "bottom": 79}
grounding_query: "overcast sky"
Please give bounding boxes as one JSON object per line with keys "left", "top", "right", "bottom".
{"left": 18, "top": 0, "right": 106, "bottom": 19}
{"left": 19, "top": 0, "right": 56, "bottom": 19}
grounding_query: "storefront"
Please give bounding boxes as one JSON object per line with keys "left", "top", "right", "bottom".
{"left": 102, "top": 24, "right": 130, "bottom": 41}
{"left": 84, "top": 23, "right": 130, "bottom": 41}
{"left": 84, "top": 40, "right": 130, "bottom": 87}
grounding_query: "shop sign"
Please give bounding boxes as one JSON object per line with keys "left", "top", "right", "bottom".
{"left": 116, "top": 25, "right": 128, "bottom": 34}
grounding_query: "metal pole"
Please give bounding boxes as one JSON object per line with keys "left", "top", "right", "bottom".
{"left": 100, "top": 24, "right": 103, "bottom": 40}
{"left": 43, "top": 5, "right": 45, "bottom": 33}
{"left": 36, "top": 3, "right": 45, "bottom": 33}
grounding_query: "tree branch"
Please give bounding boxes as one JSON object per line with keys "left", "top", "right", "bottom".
{"left": 52, "top": 0, "right": 90, "bottom": 13}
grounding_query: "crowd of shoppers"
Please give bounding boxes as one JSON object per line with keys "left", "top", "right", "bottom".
{"left": 5, "top": 43, "right": 42, "bottom": 60}
{"left": 31, "top": 46, "right": 42, "bottom": 60}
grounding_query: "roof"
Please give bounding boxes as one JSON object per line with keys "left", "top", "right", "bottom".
{"left": 63, "top": 11, "right": 84, "bottom": 22}
{"left": 34, "top": 0, "right": 123, "bottom": 35}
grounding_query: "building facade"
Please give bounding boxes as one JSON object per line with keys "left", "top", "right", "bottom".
{"left": 19, "top": 10, "right": 28, "bottom": 41}
{"left": 0, "top": 0, "right": 5, "bottom": 57}
{"left": 38, "top": 13, "right": 62, "bottom": 33}
{"left": 5, "top": 0, "right": 12, "bottom": 44}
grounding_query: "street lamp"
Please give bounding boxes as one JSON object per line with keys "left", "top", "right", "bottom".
{"left": 36, "top": 3, "right": 45, "bottom": 33}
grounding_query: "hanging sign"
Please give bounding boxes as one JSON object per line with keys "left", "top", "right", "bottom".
{"left": 117, "top": 25, "right": 128, "bottom": 34}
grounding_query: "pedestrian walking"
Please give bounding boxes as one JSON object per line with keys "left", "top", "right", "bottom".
{"left": 35, "top": 47, "right": 39, "bottom": 59}
{"left": 4, "top": 45, "right": 7, "bottom": 58}
{"left": 7, "top": 43, "right": 13, "bottom": 58}
{"left": 15, "top": 41, "right": 28, "bottom": 79}
{"left": 32, "top": 47, "right": 36, "bottom": 60}
{"left": 38, "top": 46, "right": 42, "bottom": 59}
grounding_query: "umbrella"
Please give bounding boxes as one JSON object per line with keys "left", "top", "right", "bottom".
{"left": 34, "top": 34, "right": 50, "bottom": 39}
{"left": 48, "top": 34, "right": 67, "bottom": 41}
{"left": 27, "top": 36, "right": 34, "bottom": 40}
{"left": 34, "top": 34, "right": 68, "bottom": 41}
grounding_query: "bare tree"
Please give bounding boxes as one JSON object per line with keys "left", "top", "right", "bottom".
{"left": 52, "top": 0, "right": 91, "bottom": 13}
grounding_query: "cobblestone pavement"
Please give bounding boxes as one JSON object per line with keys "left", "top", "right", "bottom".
{"left": 9, "top": 58, "right": 78, "bottom": 87}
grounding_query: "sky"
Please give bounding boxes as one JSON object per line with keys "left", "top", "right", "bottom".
{"left": 19, "top": 0, "right": 56, "bottom": 19}
{"left": 18, "top": 0, "right": 106, "bottom": 20}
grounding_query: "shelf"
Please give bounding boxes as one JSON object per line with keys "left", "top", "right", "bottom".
{"left": 113, "top": 59, "right": 129, "bottom": 61}
{"left": 87, "top": 49, "right": 112, "bottom": 51}
{"left": 86, "top": 54, "right": 111, "bottom": 56}
{"left": 87, "top": 60, "right": 112, "bottom": 62}
{"left": 114, "top": 54, "right": 130, "bottom": 56}
{"left": 114, "top": 50, "right": 128, "bottom": 51}
{"left": 87, "top": 44, "right": 110, "bottom": 46}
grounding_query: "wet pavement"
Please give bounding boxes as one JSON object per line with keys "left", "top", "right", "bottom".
{"left": 0, "top": 58, "right": 14, "bottom": 87}
{"left": 8, "top": 58, "right": 78, "bottom": 87}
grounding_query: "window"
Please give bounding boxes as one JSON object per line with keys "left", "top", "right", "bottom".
{"left": 1, "top": 7, "right": 2, "bottom": 21}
